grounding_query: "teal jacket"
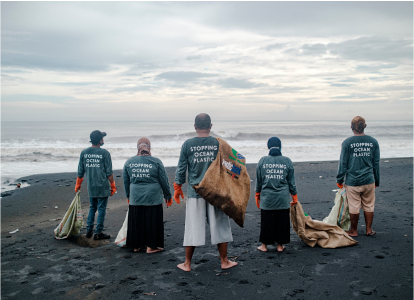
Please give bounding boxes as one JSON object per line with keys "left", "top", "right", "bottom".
{"left": 123, "top": 155, "right": 172, "bottom": 206}
{"left": 256, "top": 155, "right": 297, "bottom": 210}
{"left": 337, "top": 135, "right": 380, "bottom": 187}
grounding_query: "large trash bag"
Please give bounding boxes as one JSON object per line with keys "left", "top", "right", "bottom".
{"left": 323, "top": 188, "right": 351, "bottom": 231}
{"left": 115, "top": 210, "right": 128, "bottom": 247}
{"left": 290, "top": 201, "right": 357, "bottom": 248}
{"left": 193, "top": 137, "right": 250, "bottom": 227}
{"left": 54, "top": 191, "right": 84, "bottom": 239}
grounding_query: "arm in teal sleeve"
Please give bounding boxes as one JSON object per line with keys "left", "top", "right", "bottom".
{"left": 373, "top": 144, "right": 380, "bottom": 186}
{"left": 255, "top": 162, "right": 262, "bottom": 193}
{"left": 105, "top": 152, "right": 113, "bottom": 177}
{"left": 123, "top": 164, "right": 130, "bottom": 200}
{"left": 77, "top": 154, "right": 85, "bottom": 178}
{"left": 287, "top": 164, "right": 297, "bottom": 195}
{"left": 157, "top": 161, "right": 172, "bottom": 200}
{"left": 174, "top": 144, "right": 188, "bottom": 184}
{"left": 336, "top": 142, "right": 349, "bottom": 184}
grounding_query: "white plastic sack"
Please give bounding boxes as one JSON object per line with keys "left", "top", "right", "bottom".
{"left": 115, "top": 210, "right": 128, "bottom": 247}
{"left": 54, "top": 191, "right": 83, "bottom": 239}
{"left": 323, "top": 188, "right": 350, "bottom": 231}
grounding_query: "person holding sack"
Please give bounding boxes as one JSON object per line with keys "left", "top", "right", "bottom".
{"left": 174, "top": 113, "right": 237, "bottom": 272}
{"left": 123, "top": 137, "right": 173, "bottom": 253}
{"left": 76, "top": 130, "right": 116, "bottom": 240}
{"left": 336, "top": 116, "right": 380, "bottom": 237}
{"left": 255, "top": 137, "right": 298, "bottom": 252}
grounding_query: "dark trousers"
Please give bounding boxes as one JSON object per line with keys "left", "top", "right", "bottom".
{"left": 260, "top": 209, "right": 290, "bottom": 245}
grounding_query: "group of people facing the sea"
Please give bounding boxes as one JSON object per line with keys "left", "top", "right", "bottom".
{"left": 75, "top": 113, "right": 380, "bottom": 271}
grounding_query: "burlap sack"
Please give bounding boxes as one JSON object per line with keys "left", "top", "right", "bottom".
{"left": 193, "top": 137, "right": 250, "bottom": 227}
{"left": 290, "top": 201, "right": 357, "bottom": 248}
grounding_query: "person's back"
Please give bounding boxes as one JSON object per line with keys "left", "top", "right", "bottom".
{"left": 175, "top": 136, "right": 219, "bottom": 198}
{"left": 123, "top": 155, "right": 171, "bottom": 206}
{"left": 256, "top": 155, "right": 296, "bottom": 210}
{"left": 336, "top": 116, "right": 380, "bottom": 237}
{"left": 337, "top": 135, "right": 380, "bottom": 187}
{"left": 78, "top": 146, "right": 112, "bottom": 198}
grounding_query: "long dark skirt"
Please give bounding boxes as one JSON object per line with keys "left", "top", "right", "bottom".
{"left": 260, "top": 209, "right": 290, "bottom": 245}
{"left": 126, "top": 204, "right": 164, "bottom": 249}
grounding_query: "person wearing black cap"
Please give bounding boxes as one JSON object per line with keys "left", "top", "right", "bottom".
{"left": 255, "top": 137, "right": 298, "bottom": 252}
{"left": 75, "top": 130, "right": 117, "bottom": 240}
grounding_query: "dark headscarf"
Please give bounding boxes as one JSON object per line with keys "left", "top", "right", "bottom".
{"left": 268, "top": 137, "right": 282, "bottom": 156}
{"left": 137, "top": 137, "right": 151, "bottom": 156}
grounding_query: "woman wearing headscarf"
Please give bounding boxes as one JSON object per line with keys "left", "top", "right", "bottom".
{"left": 255, "top": 137, "right": 298, "bottom": 252}
{"left": 123, "top": 137, "right": 173, "bottom": 253}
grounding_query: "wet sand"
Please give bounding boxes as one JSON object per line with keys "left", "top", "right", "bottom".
{"left": 1, "top": 158, "right": 413, "bottom": 299}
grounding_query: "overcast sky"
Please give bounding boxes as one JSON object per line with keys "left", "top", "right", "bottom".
{"left": 1, "top": 1, "right": 413, "bottom": 122}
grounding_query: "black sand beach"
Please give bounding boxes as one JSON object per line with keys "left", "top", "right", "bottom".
{"left": 1, "top": 158, "right": 413, "bottom": 299}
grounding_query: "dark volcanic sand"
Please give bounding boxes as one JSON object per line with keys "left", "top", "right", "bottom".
{"left": 1, "top": 158, "right": 413, "bottom": 299}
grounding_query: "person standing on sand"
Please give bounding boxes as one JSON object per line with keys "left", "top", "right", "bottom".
{"left": 337, "top": 116, "right": 380, "bottom": 237}
{"left": 255, "top": 137, "right": 298, "bottom": 252}
{"left": 75, "top": 130, "right": 117, "bottom": 240}
{"left": 174, "top": 113, "right": 238, "bottom": 272}
{"left": 123, "top": 137, "right": 173, "bottom": 253}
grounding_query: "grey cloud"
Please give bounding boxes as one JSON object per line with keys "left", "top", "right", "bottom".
{"left": 331, "top": 83, "right": 352, "bottom": 87}
{"left": 186, "top": 55, "right": 201, "bottom": 60}
{"left": 156, "top": 71, "right": 217, "bottom": 82}
{"left": 263, "top": 43, "right": 285, "bottom": 51}
{"left": 300, "top": 43, "right": 327, "bottom": 56}
{"left": 1, "top": 94, "right": 78, "bottom": 103}
{"left": 217, "top": 78, "right": 267, "bottom": 89}
{"left": 110, "top": 85, "right": 155, "bottom": 93}
{"left": 52, "top": 82, "right": 98, "bottom": 86}
{"left": 327, "top": 36, "right": 413, "bottom": 62}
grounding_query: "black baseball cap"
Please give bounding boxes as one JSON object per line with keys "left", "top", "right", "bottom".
{"left": 90, "top": 130, "right": 107, "bottom": 144}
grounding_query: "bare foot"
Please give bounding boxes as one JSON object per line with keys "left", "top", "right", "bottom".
{"left": 366, "top": 230, "right": 376, "bottom": 236}
{"left": 177, "top": 262, "right": 191, "bottom": 272}
{"left": 221, "top": 260, "right": 238, "bottom": 270}
{"left": 346, "top": 230, "right": 358, "bottom": 237}
{"left": 147, "top": 247, "right": 163, "bottom": 253}
{"left": 257, "top": 244, "right": 268, "bottom": 252}
{"left": 277, "top": 245, "right": 285, "bottom": 252}
{"left": 134, "top": 248, "right": 141, "bottom": 252}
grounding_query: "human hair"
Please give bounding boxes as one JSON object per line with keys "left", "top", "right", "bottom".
{"left": 195, "top": 113, "right": 211, "bottom": 130}
{"left": 351, "top": 116, "right": 366, "bottom": 134}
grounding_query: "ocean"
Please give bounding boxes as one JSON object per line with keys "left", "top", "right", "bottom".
{"left": 1, "top": 120, "right": 412, "bottom": 191}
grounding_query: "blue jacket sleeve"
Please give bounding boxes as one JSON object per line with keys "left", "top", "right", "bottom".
{"left": 104, "top": 151, "right": 113, "bottom": 177}
{"left": 123, "top": 162, "right": 130, "bottom": 200}
{"left": 336, "top": 142, "right": 349, "bottom": 184}
{"left": 174, "top": 143, "right": 188, "bottom": 185}
{"left": 255, "top": 159, "right": 263, "bottom": 193}
{"left": 157, "top": 161, "right": 172, "bottom": 200}
{"left": 77, "top": 153, "right": 85, "bottom": 178}
{"left": 286, "top": 164, "right": 297, "bottom": 195}
{"left": 373, "top": 143, "right": 380, "bottom": 186}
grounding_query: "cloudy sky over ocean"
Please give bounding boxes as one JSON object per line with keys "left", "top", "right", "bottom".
{"left": 2, "top": 1, "right": 413, "bottom": 122}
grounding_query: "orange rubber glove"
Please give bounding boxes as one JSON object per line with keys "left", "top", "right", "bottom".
{"left": 337, "top": 183, "right": 344, "bottom": 189}
{"left": 110, "top": 181, "right": 117, "bottom": 196}
{"left": 173, "top": 183, "right": 184, "bottom": 204}
{"left": 75, "top": 177, "right": 83, "bottom": 192}
{"left": 127, "top": 199, "right": 130, "bottom": 204}
{"left": 255, "top": 192, "right": 260, "bottom": 209}
{"left": 166, "top": 199, "right": 173, "bottom": 207}
{"left": 291, "top": 194, "right": 298, "bottom": 207}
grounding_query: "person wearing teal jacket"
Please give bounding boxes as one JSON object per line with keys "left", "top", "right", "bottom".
{"left": 76, "top": 130, "right": 117, "bottom": 240}
{"left": 123, "top": 137, "right": 172, "bottom": 253}
{"left": 255, "top": 137, "right": 298, "bottom": 252}
{"left": 174, "top": 113, "right": 237, "bottom": 272}
{"left": 336, "top": 116, "right": 380, "bottom": 237}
